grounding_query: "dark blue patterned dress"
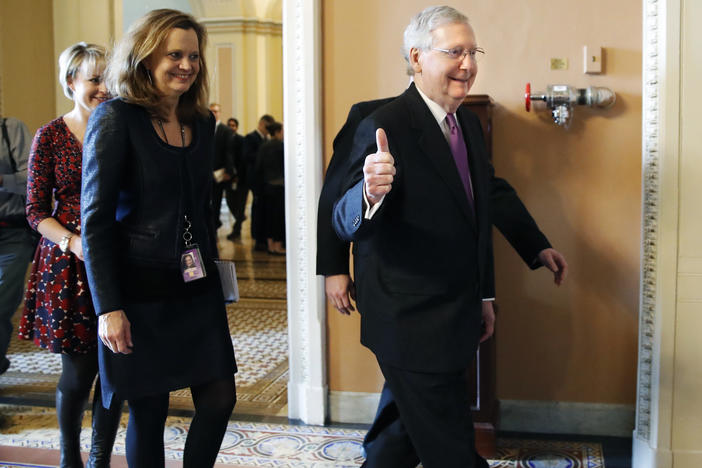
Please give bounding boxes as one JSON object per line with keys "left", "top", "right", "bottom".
{"left": 18, "top": 117, "right": 96, "bottom": 354}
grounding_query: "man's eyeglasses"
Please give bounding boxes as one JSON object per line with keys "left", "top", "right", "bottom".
{"left": 431, "top": 46, "right": 485, "bottom": 63}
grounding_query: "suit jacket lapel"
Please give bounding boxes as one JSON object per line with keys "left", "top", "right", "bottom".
{"left": 404, "top": 85, "right": 476, "bottom": 229}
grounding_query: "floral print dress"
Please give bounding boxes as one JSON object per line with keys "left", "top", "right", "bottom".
{"left": 18, "top": 117, "right": 96, "bottom": 354}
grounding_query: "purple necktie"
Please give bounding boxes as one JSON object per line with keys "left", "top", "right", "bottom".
{"left": 446, "top": 113, "right": 474, "bottom": 210}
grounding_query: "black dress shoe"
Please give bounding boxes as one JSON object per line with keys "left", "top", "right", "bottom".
{"left": 226, "top": 231, "right": 241, "bottom": 241}
{"left": 475, "top": 453, "right": 490, "bottom": 468}
{"left": 254, "top": 242, "right": 268, "bottom": 252}
{"left": 0, "top": 357, "right": 9, "bottom": 375}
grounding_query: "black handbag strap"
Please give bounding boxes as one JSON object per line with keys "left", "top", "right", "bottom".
{"left": 1, "top": 118, "right": 17, "bottom": 173}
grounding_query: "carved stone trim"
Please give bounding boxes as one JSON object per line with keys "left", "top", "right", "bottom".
{"left": 636, "top": 0, "right": 662, "bottom": 442}
{"left": 282, "top": 0, "right": 327, "bottom": 424}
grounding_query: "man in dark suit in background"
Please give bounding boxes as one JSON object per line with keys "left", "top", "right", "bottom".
{"left": 209, "top": 103, "right": 237, "bottom": 230}
{"left": 333, "top": 6, "right": 567, "bottom": 468}
{"left": 225, "top": 117, "right": 245, "bottom": 240}
{"left": 243, "top": 114, "right": 275, "bottom": 250}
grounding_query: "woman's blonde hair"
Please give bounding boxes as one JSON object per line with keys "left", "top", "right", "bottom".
{"left": 58, "top": 42, "right": 107, "bottom": 100}
{"left": 105, "top": 9, "right": 209, "bottom": 122}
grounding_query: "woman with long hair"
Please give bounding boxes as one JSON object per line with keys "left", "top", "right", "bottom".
{"left": 81, "top": 10, "right": 237, "bottom": 467}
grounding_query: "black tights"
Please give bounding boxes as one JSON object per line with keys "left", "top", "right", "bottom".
{"left": 126, "top": 376, "right": 236, "bottom": 468}
{"left": 58, "top": 352, "right": 98, "bottom": 399}
{"left": 58, "top": 353, "right": 123, "bottom": 468}
{"left": 57, "top": 354, "right": 98, "bottom": 467}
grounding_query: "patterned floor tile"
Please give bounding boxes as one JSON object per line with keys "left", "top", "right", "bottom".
{"left": 1, "top": 298, "right": 289, "bottom": 416}
{"left": 237, "top": 279, "right": 287, "bottom": 300}
{"left": 0, "top": 405, "right": 605, "bottom": 467}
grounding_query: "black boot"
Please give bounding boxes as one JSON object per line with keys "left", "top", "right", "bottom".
{"left": 86, "top": 381, "right": 123, "bottom": 468}
{"left": 56, "top": 388, "right": 86, "bottom": 468}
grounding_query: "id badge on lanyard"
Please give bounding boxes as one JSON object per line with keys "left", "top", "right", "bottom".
{"left": 180, "top": 215, "right": 207, "bottom": 283}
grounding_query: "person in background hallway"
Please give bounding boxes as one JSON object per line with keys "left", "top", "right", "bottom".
{"left": 254, "top": 122, "right": 285, "bottom": 255}
{"left": 208, "top": 102, "right": 236, "bottom": 230}
{"left": 81, "top": 10, "right": 236, "bottom": 467}
{"left": 18, "top": 42, "right": 123, "bottom": 468}
{"left": 224, "top": 116, "right": 245, "bottom": 240}
{"left": 333, "top": 6, "right": 568, "bottom": 468}
{"left": 243, "top": 114, "right": 275, "bottom": 251}
{"left": 226, "top": 117, "right": 238, "bottom": 132}
{"left": 0, "top": 115, "right": 33, "bottom": 377}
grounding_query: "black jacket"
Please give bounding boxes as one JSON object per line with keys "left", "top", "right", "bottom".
{"left": 81, "top": 99, "right": 217, "bottom": 315}
{"left": 242, "top": 130, "right": 264, "bottom": 189}
{"left": 316, "top": 97, "right": 395, "bottom": 276}
{"left": 333, "top": 84, "right": 550, "bottom": 372}
{"left": 213, "top": 122, "right": 236, "bottom": 177}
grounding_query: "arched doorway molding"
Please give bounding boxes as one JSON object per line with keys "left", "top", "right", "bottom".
{"left": 633, "top": 0, "right": 681, "bottom": 466}
{"left": 281, "top": 0, "right": 326, "bottom": 425}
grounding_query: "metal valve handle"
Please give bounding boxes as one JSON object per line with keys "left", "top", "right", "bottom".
{"left": 525, "top": 82, "right": 531, "bottom": 112}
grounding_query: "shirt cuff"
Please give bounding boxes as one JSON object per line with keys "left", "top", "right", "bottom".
{"left": 363, "top": 182, "right": 385, "bottom": 220}
{"left": 482, "top": 298, "right": 495, "bottom": 302}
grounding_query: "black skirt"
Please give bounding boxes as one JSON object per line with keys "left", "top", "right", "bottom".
{"left": 98, "top": 264, "right": 237, "bottom": 405}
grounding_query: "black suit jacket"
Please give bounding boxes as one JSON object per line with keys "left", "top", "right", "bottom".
{"left": 231, "top": 132, "right": 244, "bottom": 184}
{"left": 242, "top": 130, "right": 264, "bottom": 188}
{"left": 316, "top": 97, "right": 395, "bottom": 276}
{"left": 333, "top": 83, "right": 550, "bottom": 372}
{"left": 213, "top": 122, "right": 235, "bottom": 176}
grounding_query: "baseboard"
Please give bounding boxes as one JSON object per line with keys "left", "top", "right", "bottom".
{"left": 499, "top": 399, "right": 635, "bottom": 437}
{"left": 329, "top": 394, "right": 635, "bottom": 437}
{"left": 328, "top": 391, "right": 380, "bottom": 424}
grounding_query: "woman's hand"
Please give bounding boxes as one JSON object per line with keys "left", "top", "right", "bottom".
{"left": 69, "top": 235, "right": 84, "bottom": 261}
{"left": 98, "top": 310, "right": 133, "bottom": 354}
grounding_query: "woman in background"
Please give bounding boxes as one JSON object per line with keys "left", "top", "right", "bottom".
{"left": 254, "top": 122, "right": 285, "bottom": 255}
{"left": 19, "top": 42, "right": 123, "bottom": 468}
{"left": 81, "top": 10, "right": 236, "bottom": 468}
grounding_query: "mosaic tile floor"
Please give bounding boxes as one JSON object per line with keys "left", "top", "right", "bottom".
{"left": 0, "top": 405, "right": 605, "bottom": 467}
{"left": 1, "top": 298, "right": 289, "bottom": 416}
{"left": 0, "top": 215, "right": 290, "bottom": 417}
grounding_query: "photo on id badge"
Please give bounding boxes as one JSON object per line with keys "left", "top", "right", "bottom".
{"left": 181, "top": 246, "right": 206, "bottom": 282}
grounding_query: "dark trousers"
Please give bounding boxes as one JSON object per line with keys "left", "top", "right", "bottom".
{"left": 362, "top": 361, "right": 488, "bottom": 468}
{"left": 212, "top": 182, "right": 241, "bottom": 230}
{"left": 227, "top": 183, "right": 249, "bottom": 236}
{"left": 264, "top": 185, "right": 285, "bottom": 242}
{"left": 125, "top": 376, "right": 236, "bottom": 468}
{"left": 0, "top": 227, "right": 35, "bottom": 360}
{"left": 250, "top": 193, "right": 267, "bottom": 244}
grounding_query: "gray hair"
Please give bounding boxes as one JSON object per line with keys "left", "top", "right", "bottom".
{"left": 58, "top": 42, "right": 107, "bottom": 100}
{"left": 402, "top": 6, "right": 469, "bottom": 73}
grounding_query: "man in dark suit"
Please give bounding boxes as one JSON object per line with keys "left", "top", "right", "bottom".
{"left": 333, "top": 6, "right": 567, "bottom": 468}
{"left": 209, "top": 103, "right": 237, "bottom": 230}
{"left": 243, "top": 114, "right": 275, "bottom": 250}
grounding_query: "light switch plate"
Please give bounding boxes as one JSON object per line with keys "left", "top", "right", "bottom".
{"left": 584, "top": 45, "right": 602, "bottom": 74}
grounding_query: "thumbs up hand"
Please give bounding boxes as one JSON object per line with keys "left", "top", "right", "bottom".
{"left": 363, "top": 128, "right": 396, "bottom": 206}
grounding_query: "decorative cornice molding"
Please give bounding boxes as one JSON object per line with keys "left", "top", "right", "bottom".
{"left": 636, "top": 0, "right": 661, "bottom": 443}
{"left": 199, "top": 17, "right": 282, "bottom": 35}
